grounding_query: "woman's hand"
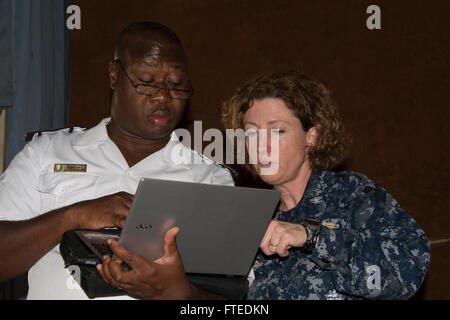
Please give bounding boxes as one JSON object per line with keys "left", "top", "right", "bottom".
{"left": 260, "top": 220, "right": 307, "bottom": 257}
{"left": 97, "top": 227, "right": 193, "bottom": 300}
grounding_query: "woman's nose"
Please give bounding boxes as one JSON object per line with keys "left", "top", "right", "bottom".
{"left": 258, "top": 130, "right": 271, "bottom": 155}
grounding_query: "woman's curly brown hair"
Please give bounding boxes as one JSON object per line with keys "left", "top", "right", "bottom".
{"left": 221, "top": 71, "right": 351, "bottom": 171}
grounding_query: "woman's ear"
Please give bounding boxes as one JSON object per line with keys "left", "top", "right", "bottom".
{"left": 306, "top": 127, "right": 318, "bottom": 147}
{"left": 108, "top": 61, "right": 119, "bottom": 90}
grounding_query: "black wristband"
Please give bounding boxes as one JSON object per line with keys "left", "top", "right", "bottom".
{"left": 299, "top": 218, "right": 322, "bottom": 254}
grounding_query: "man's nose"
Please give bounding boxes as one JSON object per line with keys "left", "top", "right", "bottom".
{"left": 152, "top": 86, "right": 172, "bottom": 103}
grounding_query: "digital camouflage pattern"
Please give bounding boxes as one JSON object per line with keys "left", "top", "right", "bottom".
{"left": 247, "top": 170, "right": 430, "bottom": 300}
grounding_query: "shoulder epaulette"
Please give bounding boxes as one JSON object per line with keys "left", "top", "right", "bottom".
{"left": 214, "top": 162, "right": 239, "bottom": 180}
{"left": 24, "top": 126, "right": 86, "bottom": 142}
{"left": 192, "top": 149, "right": 239, "bottom": 180}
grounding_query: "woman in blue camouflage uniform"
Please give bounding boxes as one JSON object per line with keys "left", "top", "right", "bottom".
{"left": 221, "top": 71, "right": 430, "bottom": 299}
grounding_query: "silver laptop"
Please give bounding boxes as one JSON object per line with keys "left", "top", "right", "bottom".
{"left": 76, "top": 178, "right": 280, "bottom": 276}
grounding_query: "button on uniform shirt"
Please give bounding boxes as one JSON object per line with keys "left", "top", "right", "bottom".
{"left": 0, "top": 118, "right": 234, "bottom": 300}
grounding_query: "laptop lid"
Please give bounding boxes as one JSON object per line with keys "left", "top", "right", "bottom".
{"left": 118, "top": 178, "right": 280, "bottom": 276}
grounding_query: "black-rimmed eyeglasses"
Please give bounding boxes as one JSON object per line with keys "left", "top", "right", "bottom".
{"left": 115, "top": 59, "right": 193, "bottom": 100}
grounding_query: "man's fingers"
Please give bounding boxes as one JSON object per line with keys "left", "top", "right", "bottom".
{"left": 107, "top": 239, "right": 142, "bottom": 268}
{"left": 162, "top": 227, "right": 181, "bottom": 258}
{"left": 119, "top": 193, "right": 134, "bottom": 209}
{"left": 97, "top": 264, "right": 108, "bottom": 283}
{"left": 100, "top": 243, "right": 141, "bottom": 288}
{"left": 113, "top": 214, "right": 127, "bottom": 229}
{"left": 98, "top": 256, "right": 122, "bottom": 288}
{"left": 118, "top": 191, "right": 134, "bottom": 202}
{"left": 154, "top": 227, "right": 181, "bottom": 263}
{"left": 107, "top": 258, "right": 131, "bottom": 284}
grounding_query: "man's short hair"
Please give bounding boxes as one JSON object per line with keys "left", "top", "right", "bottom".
{"left": 114, "top": 21, "right": 186, "bottom": 62}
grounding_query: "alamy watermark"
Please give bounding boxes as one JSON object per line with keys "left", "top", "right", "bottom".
{"left": 366, "top": 264, "right": 381, "bottom": 297}
{"left": 65, "top": 5, "right": 382, "bottom": 32}
{"left": 171, "top": 121, "right": 280, "bottom": 175}
{"left": 66, "top": 5, "right": 81, "bottom": 30}
{"left": 66, "top": 265, "right": 81, "bottom": 290}
{"left": 366, "top": 5, "right": 382, "bottom": 30}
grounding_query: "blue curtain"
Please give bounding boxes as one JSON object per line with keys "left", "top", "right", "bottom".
{"left": 0, "top": 0, "right": 71, "bottom": 168}
{"left": 0, "top": 1, "right": 13, "bottom": 107}
{"left": 0, "top": 0, "right": 71, "bottom": 300}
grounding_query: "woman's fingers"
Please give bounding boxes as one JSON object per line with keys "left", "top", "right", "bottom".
{"left": 260, "top": 220, "right": 278, "bottom": 255}
{"left": 275, "top": 237, "right": 292, "bottom": 257}
{"left": 260, "top": 220, "right": 307, "bottom": 257}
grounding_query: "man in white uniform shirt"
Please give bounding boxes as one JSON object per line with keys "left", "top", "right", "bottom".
{"left": 0, "top": 22, "right": 234, "bottom": 300}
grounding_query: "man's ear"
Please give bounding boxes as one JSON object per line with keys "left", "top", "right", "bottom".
{"left": 306, "top": 127, "right": 318, "bottom": 147}
{"left": 108, "top": 61, "right": 119, "bottom": 90}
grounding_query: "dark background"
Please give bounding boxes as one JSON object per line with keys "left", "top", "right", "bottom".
{"left": 69, "top": 0, "right": 450, "bottom": 299}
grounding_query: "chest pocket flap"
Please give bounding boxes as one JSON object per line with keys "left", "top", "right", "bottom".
{"left": 37, "top": 173, "right": 99, "bottom": 211}
{"left": 38, "top": 173, "right": 98, "bottom": 195}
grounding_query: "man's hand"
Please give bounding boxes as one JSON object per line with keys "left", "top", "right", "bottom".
{"left": 260, "top": 220, "right": 307, "bottom": 257}
{"left": 97, "top": 227, "right": 194, "bottom": 300}
{"left": 68, "top": 192, "right": 133, "bottom": 230}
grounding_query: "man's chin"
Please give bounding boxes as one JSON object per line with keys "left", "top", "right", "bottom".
{"left": 141, "top": 129, "right": 173, "bottom": 141}
{"left": 108, "top": 117, "right": 176, "bottom": 142}
{"left": 140, "top": 117, "right": 176, "bottom": 139}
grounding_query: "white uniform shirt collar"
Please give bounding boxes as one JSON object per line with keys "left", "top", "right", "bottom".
{"left": 73, "top": 118, "right": 191, "bottom": 169}
{"left": 72, "top": 117, "right": 111, "bottom": 147}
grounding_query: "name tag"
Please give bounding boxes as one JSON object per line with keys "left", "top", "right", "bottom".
{"left": 54, "top": 164, "right": 87, "bottom": 173}
{"left": 321, "top": 221, "right": 340, "bottom": 229}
